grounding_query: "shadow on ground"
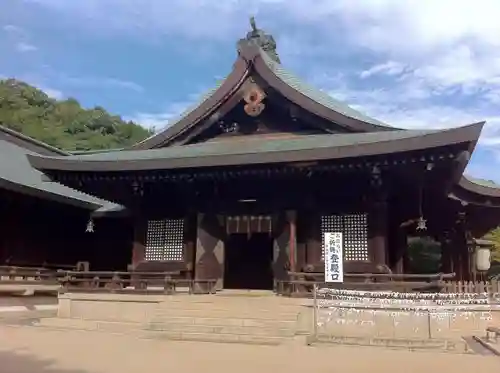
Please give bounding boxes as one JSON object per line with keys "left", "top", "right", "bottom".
{"left": 0, "top": 350, "right": 89, "bottom": 373}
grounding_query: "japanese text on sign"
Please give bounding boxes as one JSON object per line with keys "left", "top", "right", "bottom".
{"left": 324, "top": 232, "right": 343, "bottom": 283}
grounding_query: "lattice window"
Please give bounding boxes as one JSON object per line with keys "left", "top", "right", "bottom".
{"left": 145, "top": 219, "right": 184, "bottom": 261}
{"left": 321, "top": 214, "right": 369, "bottom": 261}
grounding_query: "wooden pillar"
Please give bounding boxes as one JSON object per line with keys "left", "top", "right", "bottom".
{"left": 272, "top": 211, "right": 293, "bottom": 290}
{"left": 288, "top": 211, "right": 297, "bottom": 272}
{"left": 131, "top": 217, "right": 146, "bottom": 268}
{"left": 451, "top": 227, "right": 468, "bottom": 280}
{"left": 183, "top": 213, "right": 197, "bottom": 278}
{"left": 450, "top": 240, "right": 460, "bottom": 279}
{"left": 463, "top": 243, "right": 472, "bottom": 281}
{"left": 387, "top": 205, "right": 407, "bottom": 274}
{"left": 194, "top": 213, "right": 225, "bottom": 292}
{"left": 305, "top": 213, "right": 322, "bottom": 267}
{"left": 296, "top": 212, "right": 307, "bottom": 272}
{"left": 440, "top": 234, "right": 453, "bottom": 274}
{"left": 393, "top": 230, "right": 407, "bottom": 274}
{"left": 368, "top": 201, "right": 388, "bottom": 267}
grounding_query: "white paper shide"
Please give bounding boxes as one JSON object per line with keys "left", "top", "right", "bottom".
{"left": 324, "top": 232, "right": 343, "bottom": 283}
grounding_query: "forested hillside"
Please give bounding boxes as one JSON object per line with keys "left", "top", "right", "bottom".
{"left": 0, "top": 79, "right": 152, "bottom": 151}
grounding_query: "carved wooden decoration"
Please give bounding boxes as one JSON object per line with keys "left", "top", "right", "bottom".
{"left": 243, "top": 82, "right": 266, "bottom": 117}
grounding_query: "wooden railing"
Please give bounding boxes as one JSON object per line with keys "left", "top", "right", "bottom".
{"left": 0, "top": 266, "right": 217, "bottom": 295}
{"left": 279, "top": 272, "right": 456, "bottom": 297}
{"left": 0, "top": 266, "right": 61, "bottom": 285}
{"left": 58, "top": 270, "right": 217, "bottom": 295}
{"left": 278, "top": 272, "right": 500, "bottom": 299}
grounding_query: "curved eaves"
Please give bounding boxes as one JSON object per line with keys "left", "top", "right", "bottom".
{"left": 27, "top": 121, "right": 484, "bottom": 173}
{"left": 129, "top": 58, "right": 250, "bottom": 150}
{"left": 457, "top": 176, "right": 500, "bottom": 198}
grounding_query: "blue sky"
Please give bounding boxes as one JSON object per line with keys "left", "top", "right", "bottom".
{"left": 2, "top": 0, "right": 500, "bottom": 182}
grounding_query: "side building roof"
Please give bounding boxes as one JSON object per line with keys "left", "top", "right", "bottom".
{"left": 0, "top": 125, "right": 125, "bottom": 217}
{"left": 450, "top": 175, "right": 500, "bottom": 206}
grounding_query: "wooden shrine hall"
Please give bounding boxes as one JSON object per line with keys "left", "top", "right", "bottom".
{"left": 28, "top": 19, "right": 500, "bottom": 291}
{"left": 0, "top": 125, "right": 131, "bottom": 270}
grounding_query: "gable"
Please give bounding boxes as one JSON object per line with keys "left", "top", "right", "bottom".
{"left": 130, "top": 41, "right": 397, "bottom": 150}
{"left": 184, "top": 79, "right": 353, "bottom": 145}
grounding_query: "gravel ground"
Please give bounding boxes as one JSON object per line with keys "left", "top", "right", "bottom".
{"left": 0, "top": 325, "right": 499, "bottom": 373}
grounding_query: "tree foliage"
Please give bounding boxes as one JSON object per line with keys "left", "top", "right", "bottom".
{"left": 406, "top": 236, "right": 442, "bottom": 274}
{"left": 483, "top": 227, "right": 500, "bottom": 263}
{"left": 0, "top": 79, "right": 152, "bottom": 151}
{"left": 483, "top": 227, "right": 500, "bottom": 279}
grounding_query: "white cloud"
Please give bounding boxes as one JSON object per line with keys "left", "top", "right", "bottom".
{"left": 15, "top": 42, "right": 37, "bottom": 52}
{"left": 360, "top": 61, "right": 406, "bottom": 79}
{"left": 2, "top": 24, "right": 24, "bottom": 34}
{"left": 126, "top": 102, "right": 194, "bottom": 130}
{"left": 40, "top": 86, "right": 64, "bottom": 100}
{"left": 75, "top": 77, "right": 142, "bottom": 92}
{"left": 53, "top": 73, "right": 144, "bottom": 93}
{"left": 126, "top": 86, "right": 213, "bottom": 129}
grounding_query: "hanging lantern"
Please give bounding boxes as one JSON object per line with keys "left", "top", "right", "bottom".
{"left": 415, "top": 217, "right": 427, "bottom": 232}
{"left": 85, "top": 218, "right": 95, "bottom": 233}
{"left": 475, "top": 247, "right": 491, "bottom": 271}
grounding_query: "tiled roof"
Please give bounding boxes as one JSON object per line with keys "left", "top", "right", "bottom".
{"left": 464, "top": 176, "right": 500, "bottom": 189}
{"left": 0, "top": 138, "right": 122, "bottom": 212}
{"left": 134, "top": 81, "right": 225, "bottom": 146}
{"left": 54, "top": 129, "right": 437, "bottom": 163}
{"left": 133, "top": 48, "right": 393, "bottom": 148}
{"left": 258, "top": 50, "right": 391, "bottom": 128}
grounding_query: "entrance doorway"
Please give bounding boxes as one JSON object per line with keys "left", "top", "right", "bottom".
{"left": 224, "top": 233, "right": 274, "bottom": 290}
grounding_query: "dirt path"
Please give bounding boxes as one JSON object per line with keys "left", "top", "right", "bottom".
{"left": 0, "top": 325, "right": 498, "bottom": 373}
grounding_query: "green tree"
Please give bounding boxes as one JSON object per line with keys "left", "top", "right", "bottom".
{"left": 0, "top": 79, "right": 153, "bottom": 150}
{"left": 483, "top": 227, "right": 500, "bottom": 263}
{"left": 406, "top": 236, "right": 442, "bottom": 274}
{"left": 483, "top": 227, "right": 500, "bottom": 279}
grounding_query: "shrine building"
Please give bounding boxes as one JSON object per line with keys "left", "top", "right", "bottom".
{"left": 27, "top": 21, "right": 500, "bottom": 290}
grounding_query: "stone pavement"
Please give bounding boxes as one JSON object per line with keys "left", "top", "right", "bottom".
{"left": 0, "top": 325, "right": 499, "bottom": 373}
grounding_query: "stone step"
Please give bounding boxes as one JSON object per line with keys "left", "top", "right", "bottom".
{"left": 36, "top": 318, "right": 290, "bottom": 345}
{"left": 147, "top": 322, "right": 295, "bottom": 337}
{"left": 159, "top": 299, "right": 300, "bottom": 309}
{"left": 149, "top": 330, "right": 289, "bottom": 345}
{"left": 36, "top": 317, "right": 142, "bottom": 333}
{"left": 159, "top": 294, "right": 299, "bottom": 304}
{"left": 312, "top": 333, "right": 470, "bottom": 353}
{"left": 150, "top": 315, "right": 297, "bottom": 329}
{"left": 154, "top": 308, "right": 300, "bottom": 321}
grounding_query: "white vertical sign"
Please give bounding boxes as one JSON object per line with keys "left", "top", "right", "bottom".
{"left": 324, "top": 232, "right": 344, "bottom": 283}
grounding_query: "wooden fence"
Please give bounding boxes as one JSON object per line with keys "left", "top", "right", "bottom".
{"left": 443, "top": 280, "right": 500, "bottom": 295}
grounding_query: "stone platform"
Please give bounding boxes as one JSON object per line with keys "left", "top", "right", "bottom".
{"left": 38, "top": 290, "right": 309, "bottom": 345}
{"left": 36, "top": 290, "right": 500, "bottom": 350}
